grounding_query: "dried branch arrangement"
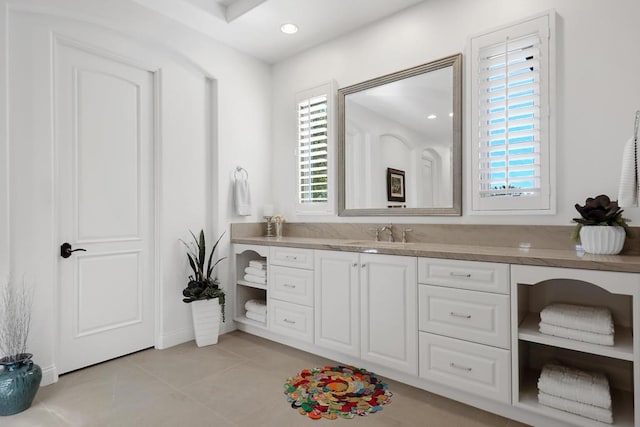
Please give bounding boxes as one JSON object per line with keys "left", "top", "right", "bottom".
{"left": 0, "top": 279, "right": 33, "bottom": 362}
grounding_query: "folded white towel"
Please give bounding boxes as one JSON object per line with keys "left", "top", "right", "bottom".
{"left": 539, "top": 322, "right": 614, "bottom": 346}
{"left": 538, "top": 363, "right": 611, "bottom": 409}
{"left": 618, "top": 137, "right": 638, "bottom": 207}
{"left": 249, "top": 260, "right": 266, "bottom": 270}
{"left": 245, "top": 299, "right": 267, "bottom": 315}
{"left": 244, "top": 274, "right": 266, "bottom": 285}
{"left": 245, "top": 311, "right": 266, "bottom": 323}
{"left": 234, "top": 174, "right": 251, "bottom": 216}
{"left": 540, "top": 304, "right": 614, "bottom": 335}
{"left": 244, "top": 267, "right": 266, "bottom": 277}
{"left": 538, "top": 391, "right": 613, "bottom": 424}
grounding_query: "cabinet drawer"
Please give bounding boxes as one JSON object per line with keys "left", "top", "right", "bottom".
{"left": 270, "top": 247, "right": 314, "bottom": 269}
{"left": 269, "top": 299, "right": 313, "bottom": 343}
{"left": 419, "top": 332, "right": 510, "bottom": 404}
{"left": 270, "top": 265, "right": 313, "bottom": 306}
{"left": 419, "top": 285, "right": 510, "bottom": 349}
{"left": 418, "top": 258, "right": 509, "bottom": 294}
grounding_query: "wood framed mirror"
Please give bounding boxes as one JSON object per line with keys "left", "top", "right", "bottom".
{"left": 338, "top": 53, "right": 462, "bottom": 216}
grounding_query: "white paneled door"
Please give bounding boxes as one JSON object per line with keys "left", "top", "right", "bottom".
{"left": 56, "top": 40, "right": 155, "bottom": 374}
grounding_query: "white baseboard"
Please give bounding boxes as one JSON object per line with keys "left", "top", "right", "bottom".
{"left": 40, "top": 364, "right": 58, "bottom": 386}
{"left": 156, "top": 328, "right": 194, "bottom": 349}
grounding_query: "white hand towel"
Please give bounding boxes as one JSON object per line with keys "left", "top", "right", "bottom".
{"left": 244, "top": 267, "right": 266, "bottom": 277}
{"left": 244, "top": 274, "right": 266, "bottom": 285}
{"left": 618, "top": 137, "right": 638, "bottom": 207}
{"left": 540, "top": 304, "right": 614, "bottom": 335}
{"left": 234, "top": 174, "right": 251, "bottom": 216}
{"left": 538, "top": 363, "right": 611, "bottom": 409}
{"left": 538, "top": 391, "right": 613, "bottom": 424}
{"left": 539, "top": 322, "right": 614, "bottom": 346}
{"left": 245, "top": 299, "right": 267, "bottom": 315}
{"left": 249, "top": 260, "right": 267, "bottom": 270}
{"left": 245, "top": 310, "right": 266, "bottom": 323}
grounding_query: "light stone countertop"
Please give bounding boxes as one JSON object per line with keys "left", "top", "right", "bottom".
{"left": 231, "top": 236, "right": 640, "bottom": 273}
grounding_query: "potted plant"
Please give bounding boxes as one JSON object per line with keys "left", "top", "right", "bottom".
{"left": 181, "top": 230, "right": 226, "bottom": 347}
{"left": 572, "top": 194, "right": 633, "bottom": 255}
{"left": 0, "top": 280, "right": 42, "bottom": 416}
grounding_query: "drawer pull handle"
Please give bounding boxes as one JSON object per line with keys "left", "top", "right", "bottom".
{"left": 450, "top": 362, "right": 472, "bottom": 372}
{"left": 283, "top": 283, "right": 296, "bottom": 289}
{"left": 285, "top": 255, "right": 298, "bottom": 260}
{"left": 352, "top": 263, "right": 358, "bottom": 268}
{"left": 450, "top": 272, "right": 472, "bottom": 278}
{"left": 283, "top": 318, "right": 296, "bottom": 324}
{"left": 449, "top": 312, "right": 471, "bottom": 319}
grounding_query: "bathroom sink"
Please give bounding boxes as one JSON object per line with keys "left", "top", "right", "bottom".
{"left": 345, "top": 240, "right": 408, "bottom": 248}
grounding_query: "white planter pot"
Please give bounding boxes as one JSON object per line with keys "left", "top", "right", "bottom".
{"left": 579, "top": 226, "right": 626, "bottom": 255}
{"left": 191, "top": 298, "right": 221, "bottom": 347}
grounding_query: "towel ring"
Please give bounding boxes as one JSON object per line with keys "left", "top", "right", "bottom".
{"left": 234, "top": 166, "right": 248, "bottom": 180}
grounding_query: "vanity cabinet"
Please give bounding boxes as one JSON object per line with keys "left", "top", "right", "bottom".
{"left": 511, "top": 265, "right": 640, "bottom": 427}
{"left": 314, "top": 250, "right": 418, "bottom": 375}
{"left": 232, "top": 240, "right": 640, "bottom": 426}
{"left": 360, "top": 253, "right": 418, "bottom": 375}
{"left": 417, "top": 257, "right": 511, "bottom": 404}
{"left": 268, "top": 247, "right": 314, "bottom": 343}
{"left": 314, "top": 250, "right": 360, "bottom": 357}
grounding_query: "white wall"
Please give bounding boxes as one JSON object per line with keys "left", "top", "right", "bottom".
{"left": 271, "top": 0, "right": 640, "bottom": 225}
{"left": 1, "top": 0, "right": 271, "bottom": 382}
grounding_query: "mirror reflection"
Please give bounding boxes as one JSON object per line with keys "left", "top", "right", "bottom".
{"left": 338, "top": 54, "right": 462, "bottom": 216}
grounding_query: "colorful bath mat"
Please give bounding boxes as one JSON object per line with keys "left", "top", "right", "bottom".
{"left": 283, "top": 365, "right": 392, "bottom": 420}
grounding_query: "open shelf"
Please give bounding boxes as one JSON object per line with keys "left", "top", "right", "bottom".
{"left": 517, "top": 370, "right": 634, "bottom": 427}
{"left": 518, "top": 312, "right": 633, "bottom": 361}
{"left": 237, "top": 279, "right": 267, "bottom": 290}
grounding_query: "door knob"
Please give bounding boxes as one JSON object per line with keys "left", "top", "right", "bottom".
{"left": 60, "top": 242, "right": 87, "bottom": 258}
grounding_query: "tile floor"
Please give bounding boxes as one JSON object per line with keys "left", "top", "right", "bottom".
{"left": 3, "top": 331, "right": 529, "bottom": 426}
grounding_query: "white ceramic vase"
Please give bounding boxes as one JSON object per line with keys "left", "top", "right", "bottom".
{"left": 191, "top": 298, "right": 221, "bottom": 347}
{"left": 579, "top": 226, "right": 626, "bottom": 255}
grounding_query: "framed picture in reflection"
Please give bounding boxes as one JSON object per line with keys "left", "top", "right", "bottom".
{"left": 386, "top": 168, "right": 405, "bottom": 202}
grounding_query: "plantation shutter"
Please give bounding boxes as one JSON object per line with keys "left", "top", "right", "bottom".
{"left": 471, "top": 13, "right": 554, "bottom": 213}
{"left": 478, "top": 33, "right": 541, "bottom": 198}
{"left": 298, "top": 94, "right": 329, "bottom": 204}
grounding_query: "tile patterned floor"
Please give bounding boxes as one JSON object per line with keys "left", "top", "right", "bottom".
{"left": 2, "top": 331, "right": 529, "bottom": 426}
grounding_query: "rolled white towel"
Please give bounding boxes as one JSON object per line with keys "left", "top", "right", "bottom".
{"left": 245, "top": 299, "right": 267, "bottom": 315}
{"left": 540, "top": 304, "right": 614, "bottom": 335}
{"left": 249, "top": 260, "right": 266, "bottom": 270}
{"left": 618, "top": 137, "right": 638, "bottom": 208}
{"left": 244, "top": 267, "right": 266, "bottom": 277}
{"left": 244, "top": 274, "right": 266, "bottom": 285}
{"left": 538, "top": 363, "right": 611, "bottom": 409}
{"left": 245, "top": 311, "right": 266, "bottom": 323}
{"left": 538, "top": 391, "right": 613, "bottom": 424}
{"left": 539, "top": 322, "right": 614, "bottom": 346}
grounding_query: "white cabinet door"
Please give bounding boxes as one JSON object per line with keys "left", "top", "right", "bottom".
{"left": 314, "top": 250, "right": 360, "bottom": 357}
{"left": 361, "top": 254, "right": 418, "bottom": 375}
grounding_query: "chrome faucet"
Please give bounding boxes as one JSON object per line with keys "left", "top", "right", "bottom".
{"left": 402, "top": 228, "right": 413, "bottom": 243}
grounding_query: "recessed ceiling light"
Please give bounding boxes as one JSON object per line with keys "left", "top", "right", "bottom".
{"left": 280, "top": 23, "right": 298, "bottom": 34}
{"left": 427, "top": 114, "right": 437, "bottom": 119}
{"left": 449, "top": 112, "right": 454, "bottom": 117}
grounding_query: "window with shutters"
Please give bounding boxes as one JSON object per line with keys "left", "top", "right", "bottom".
{"left": 470, "top": 12, "right": 555, "bottom": 213}
{"left": 295, "top": 82, "right": 335, "bottom": 214}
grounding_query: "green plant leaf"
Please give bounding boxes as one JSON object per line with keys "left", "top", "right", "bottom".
{"left": 186, "top": 253, "right": 198, "bottom": 278}
{"left": 206, "top": 232, "right": 226, "bottom": 279}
